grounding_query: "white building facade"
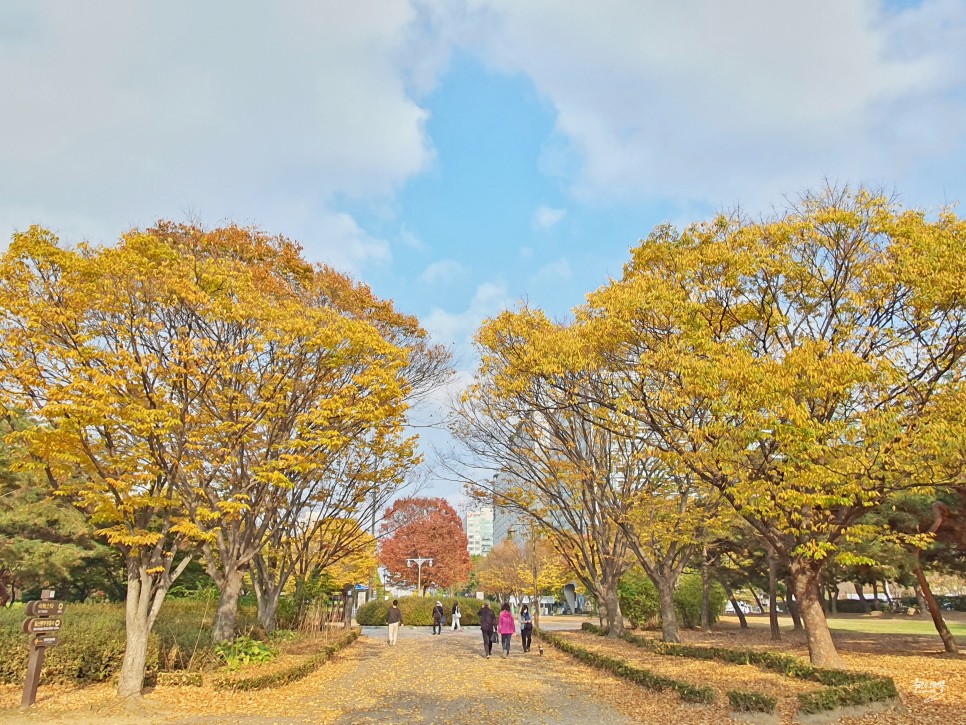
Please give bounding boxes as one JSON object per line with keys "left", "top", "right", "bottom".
{"left": 464, "top": 506, "right": 494, "bottom": 556}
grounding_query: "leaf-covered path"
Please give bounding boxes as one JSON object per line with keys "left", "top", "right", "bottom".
{"left": 1, "top": 626, "right": 651, "bottom": 724}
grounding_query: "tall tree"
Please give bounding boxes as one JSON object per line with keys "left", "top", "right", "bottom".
{"left": 579, "top": 187, "right": 966, "bottom": 667}
{"left": 452, "top": 327, "right": 633, "bottom": 636}
{"left": 0, "top": 227, "right": 214, "bottom": 695}
{"left": 378, "top": 497, "right": 472, "bottom": 593}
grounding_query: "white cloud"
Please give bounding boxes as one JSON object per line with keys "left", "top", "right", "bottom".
{"left": 0, "top": 1, "right": 440, "bottom": 266}
{"left": 532, "top": 205, "right": 567, "bottom": 229}
{"left": 424, "top": 281, "right": 511, "bottom": 354}
{"left": 419, "top": 259, "right": 467, "bottom": 284}
{"left": 443, "top": 0, "right": 966, "bottom": 208}
{"left": 533, "top": 257, "right": 572, "bottom": 284}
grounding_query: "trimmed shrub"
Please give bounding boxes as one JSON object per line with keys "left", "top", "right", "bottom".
{"left": 212, "top": 629, "right": 359, "bottom": 691}
{"left": 355, "top": 596, "right": 485, "bottom": 626}
{"left": 833, "top": 598, "right": 871, "bottom": 614}
{"left": 674, "top": 572, "right": 727, "bottom": 628}
{"left": 583, "top": 625, "right": 896, "bottom": 717}
{"left": 797, "top": 678, "right": 898, "bottom": 715}
{"left": 728, "top": 690, "right": 778, "bottom": 714}
{"left": 538, "top": 628, "right": 715, "bottom": 705}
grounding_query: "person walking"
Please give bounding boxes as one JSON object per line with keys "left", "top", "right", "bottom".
{"left": 519, "top": 603, "right": 533, "bottom": 652}
{"left": 479, "top": 601, "right": 496, "bottom": 658}
{"left": 432, "top": 600, "right": 445, "bottom": 635}
{"left": 497, "top": 602, "right": 516, "bottom": 658}
{"left": 451, "top": 601, "right": 462, "bottom": 631}
{"left": 387, "top": 599, "right": 403, "bottom": 646}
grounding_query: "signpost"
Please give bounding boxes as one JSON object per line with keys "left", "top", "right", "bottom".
{"left": 21, "top": 589, "right": 64, "bottom": 708}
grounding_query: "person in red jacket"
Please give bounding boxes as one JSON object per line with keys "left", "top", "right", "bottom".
{"left": 497, "top": 602, "right": 516, "bottom": 658}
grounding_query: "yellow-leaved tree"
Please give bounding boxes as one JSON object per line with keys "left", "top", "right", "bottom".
{"left": 579, "top": 187, "right": 966, "bottom": 667}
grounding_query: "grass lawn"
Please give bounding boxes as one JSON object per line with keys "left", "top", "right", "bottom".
{"left": 824, "top": 613, "right": 966, "bottom": 637}
{"left": 730, "top": 611, "right": 966, "bottom": 638}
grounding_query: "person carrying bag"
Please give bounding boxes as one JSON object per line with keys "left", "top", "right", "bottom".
{"left": 479, "top": 601, "right": 496, "bottom": 658}
{"left": 519, "top": 603, "right": 533, "bottom": 653}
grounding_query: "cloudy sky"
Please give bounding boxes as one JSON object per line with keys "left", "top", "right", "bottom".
{"left": 2, "top": 0, "right": 964, "bottom": 497}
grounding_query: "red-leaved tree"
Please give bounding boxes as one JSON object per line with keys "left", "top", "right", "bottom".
{"left": 378, "top": 497, "right": 472, "bottom": 594}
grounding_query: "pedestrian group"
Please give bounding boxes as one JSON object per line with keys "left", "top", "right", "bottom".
{"left": 387, "top": 599, "right": 535, "bottom": 659}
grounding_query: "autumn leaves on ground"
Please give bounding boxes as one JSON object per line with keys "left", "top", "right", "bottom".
{"left": 2, "top": 617, "right": 964, "bottom": 724}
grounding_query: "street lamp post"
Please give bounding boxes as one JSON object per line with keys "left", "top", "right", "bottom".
{"left": 406, "top": 557, "right": 434, "bottom": 596}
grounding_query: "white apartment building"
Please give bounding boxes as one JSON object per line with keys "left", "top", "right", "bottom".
{"left": 464, "top": 506, "right": 494, "bottom": 556}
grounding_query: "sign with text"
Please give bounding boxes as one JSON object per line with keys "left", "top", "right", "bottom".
{"left": 22, "top": 590, "right": 64, "bottom": 708}
{"left": 25, "top": 600, "right": 65, "bottom": 617}
{"left": 33, "top": 634, "right": 60, "bottom": 648}
{"left": 22, "top": 617, "right": 62, "bottom": 634}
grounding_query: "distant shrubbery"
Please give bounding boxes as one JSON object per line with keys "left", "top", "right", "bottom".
{"left": 355, "top": 596, "right": 488, "bottom": 626}
{"left": 617, "top": 570, "right": 727, "bottom": 629}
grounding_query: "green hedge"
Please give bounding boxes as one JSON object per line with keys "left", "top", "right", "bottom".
{"left": 212, "top": 629, "right": 359, "bottom": 691}
{"left": 797, "top": 678, "right": 899, "bottom": 715}
{"left": 0, "top": 599, "right": 262, "bottom": 684}
{"left": 538, "top": 628, "right": 715, "bottom": 704}
{"left": 355, "top": 596, "right": 486, "bottom": 626}
{"left": 0, "top": 603, "right": 159, "bottom": 685}
{"left": 728, "top": 690, "right": 778, "bottom": 714}
{"left": 582, "top": 622, "right": 897, "bottom": 716}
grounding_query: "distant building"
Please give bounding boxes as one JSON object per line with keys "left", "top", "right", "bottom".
{"left": 464, "top": 506, "right": 494, "bottom": 556}
{"left": 491, "top": 498, "right": 528, "bottom": 546}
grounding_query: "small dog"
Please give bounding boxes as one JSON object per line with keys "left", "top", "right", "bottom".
{"left": 538, "top": 645, "right": 543, "bottom": 655}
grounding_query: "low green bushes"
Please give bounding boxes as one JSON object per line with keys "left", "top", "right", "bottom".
{"left": 0, "top": 599, "right": 262, "bottom": 684}
{"left": 616, "top": 569, "right": 727, "bottom": 629}
{"left": 0, "top": 603, "right": 156, "bottom": 685}
{"left": 797, "top": 678, "right": 899, "bottom": 715}
{"left": 582, "top": 623, "right": 897, "bottom": 717}
{"left": 728, "top": 690, "right": 778, "bottom": 714}
{"left": 355, "top": 596, "right": 485, "bottom": 626}
{"left": 538, "top": 628, "right": 715, "bottom": 704}
{"left": 212, "top": 629, "right": 359, "bottom": 691}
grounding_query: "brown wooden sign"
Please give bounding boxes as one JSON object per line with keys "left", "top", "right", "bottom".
{"left": 25, "top": 600, "right": 65, "bottom": 617}
{"left": 22, "top": 617, "right": 63, "bottom": 634}
{"left": 22, "top": 590, "right": 63, "bottom": 708}
{"left": 33, "top": 634, "right": 60, "bottom": 648}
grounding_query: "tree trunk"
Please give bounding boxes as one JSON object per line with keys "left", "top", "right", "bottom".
{"left": 789, "top": 559, "right": 846, "bottom": 669}
{"left": 829, "top": 586, "right": 839, "bottom": 615}
{"left": 785, "top": 576, "right": 803, "bottom": 630}
{"left": 768, "top": 548, "right": 780, "bottom": 641}
{"left": 913, "top": 554, "right": 959, "bottom": 655}
{"left": 211, "top": 567, "right": 245, "bottom": 643}
{"left": 871, "top": 580, "right": 879, "bottom": 609}
{"left": 700, "top": 547, "right": 711, "bottom": 630}
{"left": 117, "top": 569, "right": 152, "bottom": 699}
{"left": 854, "top": 583, "right": 870, "bottom": 613}
{"left": 602, "top": 577, "right": 625, "bottom": 637}
{"left": 656, "top": 577, "right": 681, "bottom": 643}
{"left": 721, "top": 580, "right": 748, "bottom": 629}
{"left": 913, "top": 583, "right": 929, "bottom": 620}
{"left": 116, "top": 556, "right": 182, "bottom": 698}
{"left": 256, "top": 587, "right": 282, "bottom": 633}
{"left": 251, "top": 556, "right": 286, "bottom": 633}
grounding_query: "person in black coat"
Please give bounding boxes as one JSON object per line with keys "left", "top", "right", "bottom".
{"left": 432, "top": 601, "right": 445, "bottom": 635}
{"left": 479, "top": 602, "right": 496, "bottom": 658}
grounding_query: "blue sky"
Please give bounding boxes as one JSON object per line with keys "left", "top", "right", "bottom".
{"left": 2, "top": 1, "right": 965, "bottom": 502}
